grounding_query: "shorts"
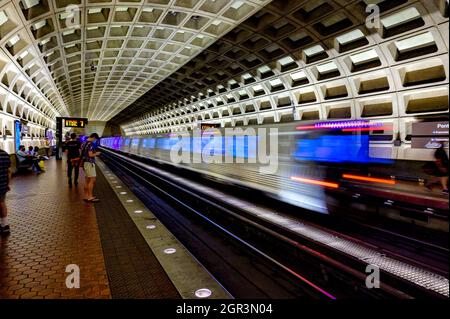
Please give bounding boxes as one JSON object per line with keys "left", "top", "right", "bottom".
{"left": 84, "top": 162, "right": 97, "bottom": 178}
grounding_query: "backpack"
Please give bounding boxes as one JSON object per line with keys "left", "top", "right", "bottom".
{"left": 79, "top": 142, "right": 91, "bottom": 168}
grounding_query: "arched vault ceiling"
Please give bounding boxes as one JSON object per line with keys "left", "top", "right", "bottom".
{"left": 0, "top": 0, "right": 271, "bottom": 121}
{"left": 110, "top": 0, "right": 449, "bottom": 129}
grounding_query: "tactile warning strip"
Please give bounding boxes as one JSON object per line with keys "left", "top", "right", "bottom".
{"left": 95, "top": 160, "right": 231, "bottom": 299}
{"left": 92, "top": 164, "right": 180, "bottom": 299}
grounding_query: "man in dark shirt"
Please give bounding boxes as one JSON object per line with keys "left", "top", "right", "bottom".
{"left": 65, "top": 133, "right": 81, "bottom": 187}
{"left": 0, "top": 147, "right": 12, "bottom": 234}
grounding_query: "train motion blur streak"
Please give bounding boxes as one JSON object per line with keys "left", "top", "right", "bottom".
{"left": 102, "top": 120, "right": 396, "bottom": 215}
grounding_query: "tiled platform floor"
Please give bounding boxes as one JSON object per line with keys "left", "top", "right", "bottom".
{"left": 0, "top": 158, "right": 111, "bottom": 299}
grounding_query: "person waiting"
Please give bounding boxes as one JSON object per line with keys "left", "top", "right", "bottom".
{"left": 17, "top": 145, "right": 43, "bottom": 174}
{"left": 65, "top": 133, "right": 81, "bottom": 187}
{"left": 81, "top": 133, "right": 101, "bottom": 202}
{"left": 0, "top": 147, "right": 11, "bottom": 234}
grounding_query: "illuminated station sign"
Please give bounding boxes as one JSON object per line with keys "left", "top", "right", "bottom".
{"left": 64, "top": 118, "right": 88, "bottom": 128}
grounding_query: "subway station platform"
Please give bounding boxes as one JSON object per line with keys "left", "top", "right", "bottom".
{"left": 0, "top": 158, "right": 228, "bottom": 299}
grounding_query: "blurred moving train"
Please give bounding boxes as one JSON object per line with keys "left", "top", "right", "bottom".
{"left": 101, "top": 120, "right": 433, "bottom": 215}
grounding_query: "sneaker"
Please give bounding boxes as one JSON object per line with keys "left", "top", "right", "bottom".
{"left": 0, "top": 225, "right": 10, "bottom": 234}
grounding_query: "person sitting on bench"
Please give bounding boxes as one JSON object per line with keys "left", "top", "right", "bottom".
{"left": 17, "top": 145, "right": 43, "bottom": 174}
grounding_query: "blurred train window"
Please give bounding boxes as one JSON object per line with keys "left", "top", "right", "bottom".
{"left": 227, "top": 135, "right": 257, "bottom": 159}
{"left": 293, "top": 128, "right": 391, "bottom": 164}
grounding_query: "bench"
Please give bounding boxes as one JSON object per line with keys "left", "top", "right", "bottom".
{"left": 10, "top": 154, "right": 33, "bottom": 174}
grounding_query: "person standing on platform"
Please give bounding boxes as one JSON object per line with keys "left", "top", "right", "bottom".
{"left": 81, "top": 133, "right": 101, "bottom": 202}
{"left": 0, "top": 147, "right": 11, "bottom": 234}
{"left": 434, "top": 143, "right": 449, "bottom": 194}
{"left": 65, "top": 133, "right": 81, "bottom": 188}
{"left": 44, "top": 138, "right": 51, "bottom": 157}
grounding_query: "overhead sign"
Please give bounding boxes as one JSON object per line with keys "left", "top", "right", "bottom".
{"left": 412, "top": 121, "right": 449, "bottom": 149}
{"left": 64, "top": 118, "right": 88, "bottom": 128}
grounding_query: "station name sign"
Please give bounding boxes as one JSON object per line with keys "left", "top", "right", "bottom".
{"left": 412, "top": 121, "right": 449, "bottom": 149}
{"left": 64, "top": 118, "right": 88, "bottom": 128}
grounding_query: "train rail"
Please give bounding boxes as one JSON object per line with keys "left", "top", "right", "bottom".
{"left": 100, "top": 147, "right": 448, "bottom": 298}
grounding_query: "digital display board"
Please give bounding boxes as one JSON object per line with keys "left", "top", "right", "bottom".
{"left": 201, "top": 123, "right": 221, "bottom": 130}
{"left": 64, "top": 118, "right": 88, "bottom": 128}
